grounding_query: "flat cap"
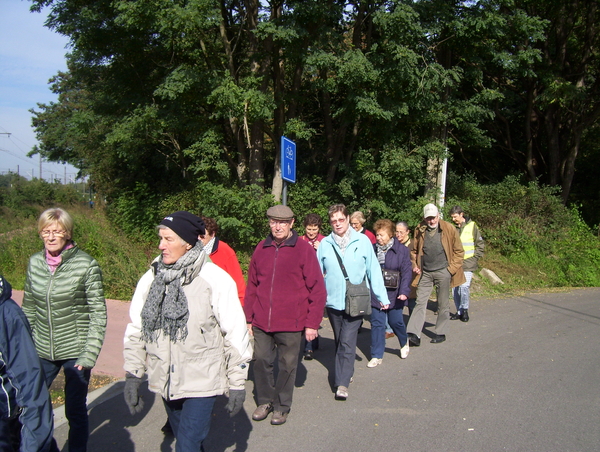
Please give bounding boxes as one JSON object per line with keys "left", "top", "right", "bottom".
{"left": 266, "top": 205, "right": 295, "bottom": 220}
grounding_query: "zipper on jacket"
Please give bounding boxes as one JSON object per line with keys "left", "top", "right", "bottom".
{"left": 267, "top": 245, "right": 280, "bottom": 331}
{"left": 1, "top": 357, "right": 15, "bottom": 417}
{"left": 46, "top": 273, "right": 56, "bottom": 361}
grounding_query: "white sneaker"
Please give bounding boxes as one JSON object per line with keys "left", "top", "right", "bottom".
{"left": 367, "top": 358, "right": 383, "bottom": 368}
{"left": 335, "top": 386, "right": 348, "bottom": 400}
{"left": 400, "top": 343, "right": 410, "bottom": 359}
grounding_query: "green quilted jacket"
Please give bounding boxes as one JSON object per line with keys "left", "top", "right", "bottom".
{"left": 22, "top": 244, "right": 107, "bottom": 369}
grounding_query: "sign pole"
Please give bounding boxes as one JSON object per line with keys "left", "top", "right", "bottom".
{"left": 280, "top": 136, "right": 296, "bottom": 207}
{"left": 282, "top": 180, "right": 288, "bottom": 206}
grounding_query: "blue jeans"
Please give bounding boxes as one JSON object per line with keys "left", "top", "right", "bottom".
{"left": 41, "top": 359, "right": 90, "bottom": 452}
{"left": 163, "top": 396, "right": 216, "bottom": 452}
{"left": 327, "top": 308, "right": 363, "bottom": 388}
{"left": 370, "top": 307, "right": 408, "bottom": 359}
{"left": 304, "top": 336, "right": 319, "bottom": 352}
{"left": 453, "top": 271, "right": 473, "bottom": 312}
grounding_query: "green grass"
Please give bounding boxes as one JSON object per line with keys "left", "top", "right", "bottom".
{"left": 0, "top": 204, "right": 156, "bottom": 300}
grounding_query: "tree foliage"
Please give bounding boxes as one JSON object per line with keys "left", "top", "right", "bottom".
{"left": 28, "top": 0, "right": 600, "bottom": 228}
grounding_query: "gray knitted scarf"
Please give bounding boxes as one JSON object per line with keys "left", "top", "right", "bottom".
{"left": 376, "top": 238, "right": 394, "bottom": 265}
{"left": 141, "top": 243, "right": 206, "bottom": 344}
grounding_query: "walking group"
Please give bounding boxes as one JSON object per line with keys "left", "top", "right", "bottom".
{"left": 0, "top": 201, "right": 483, "bottom": 451}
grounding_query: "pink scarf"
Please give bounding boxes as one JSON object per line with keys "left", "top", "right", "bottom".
{"left": 46, "top": 242, "right": 74, "bottom": 274}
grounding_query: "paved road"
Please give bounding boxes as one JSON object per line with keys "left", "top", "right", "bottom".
{"left": 21, "top": 288, "right": 600, "bottom": 451}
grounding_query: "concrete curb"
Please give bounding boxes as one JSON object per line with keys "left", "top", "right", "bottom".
{"left": 53, "top": 379, "right": 126, "bottom": 428}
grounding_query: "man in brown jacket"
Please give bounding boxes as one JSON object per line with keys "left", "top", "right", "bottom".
{"left": 407, "top": 204, "right": 466, "bottom": 345}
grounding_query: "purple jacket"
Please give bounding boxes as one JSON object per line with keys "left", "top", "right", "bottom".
{"left": 244, "top": 230, "right": 327, "bottom": 332}
{"left": 371, "top": 238, "right": 412, "bottom": 309}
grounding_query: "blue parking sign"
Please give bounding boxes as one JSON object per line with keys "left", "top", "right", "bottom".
{"left": 281, "top": 136, "right": 296, "bottom": 183}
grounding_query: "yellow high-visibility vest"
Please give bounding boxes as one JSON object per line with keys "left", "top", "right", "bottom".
{"left": 460, "top": 221, "right": 477, "bottom": 260}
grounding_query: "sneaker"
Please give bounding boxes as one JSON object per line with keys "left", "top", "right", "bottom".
{"left": 303, "top": 350, "right": 314, "bottom": 360}
{"left": 400, "top": 343, "right": 410, "bottom": 359}
{"left": 367, "top": 358, "right": 383, "bottom": 368}
{"left": 335, "top": 386, "right": 348, "bottom": 400}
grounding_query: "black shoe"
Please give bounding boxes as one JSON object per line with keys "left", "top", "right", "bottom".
{"left": 461, "top": 310, "right": 469, "bottom": 322}
{"left": 408, "top": 333, "right": 421, "bottom": 347}
{"left": 161, "top": 419, "right": 173, "bottom": 436}
{"left": 303, "top": 350, "right": 314, "bottom": 360}
{"left": 450, "top": 312, "right": 460, "bottom": 320}
{"left": 430, "top": 334, "right": 446, "bottom": 344}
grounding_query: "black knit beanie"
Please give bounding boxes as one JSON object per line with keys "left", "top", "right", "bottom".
{"left": 159, "top": 211, "right": 206, "bottom": 246}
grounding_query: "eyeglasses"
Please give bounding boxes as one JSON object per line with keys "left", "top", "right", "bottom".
{"left": 269, "top": 219, "right": 291, "bottom": 226}
{"left": 330, "top": 218, "right": 347, "bottom": 225}
{"left": 40, "top": 230, "right": 67, "bottom": 238}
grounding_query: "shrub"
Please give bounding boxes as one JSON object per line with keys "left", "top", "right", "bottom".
{"left": 447, "top": 175, "right": 600, "bottom": 287}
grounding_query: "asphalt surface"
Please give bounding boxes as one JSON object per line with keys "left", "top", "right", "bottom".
{"left": 14, "top": 288, "right": 600, "bottom": 451}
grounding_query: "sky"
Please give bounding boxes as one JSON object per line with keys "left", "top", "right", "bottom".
{"left": 0, "top": 0, "right": 79, "bottom": 182}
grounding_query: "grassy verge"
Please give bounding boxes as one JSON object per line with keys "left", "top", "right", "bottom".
{"left": 49, "top": 370, "right": 119, "bottom": 408}
{"left": 0, "top": 204, "right": 156, "bottom": 300}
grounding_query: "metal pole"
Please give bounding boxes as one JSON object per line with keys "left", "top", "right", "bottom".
{"left": 282, "top": 180, "right": 288, "bottom": 206}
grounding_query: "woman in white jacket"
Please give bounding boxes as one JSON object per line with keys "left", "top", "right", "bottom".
{"left": 123, "top": 211, "right": 252, "bottom": 452}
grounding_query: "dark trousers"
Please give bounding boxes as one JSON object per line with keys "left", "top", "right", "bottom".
{"left": 163, "top": 396, "right": 216, "bottom": 452}
{"left": 327, "top": 308, "right": 363, "bottom": 388}
{"left": 0, "top": 417, "right": 20, "bottom": 452}
{"left": 252, "top": 327, "right": 302, "bottom": 413}
{"left": 41, "top": 359, "right": 90, "bottom": 452}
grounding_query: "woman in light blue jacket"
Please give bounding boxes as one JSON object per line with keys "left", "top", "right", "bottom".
{"left": 317, "top": 204, "right": 388, "bottom": 400}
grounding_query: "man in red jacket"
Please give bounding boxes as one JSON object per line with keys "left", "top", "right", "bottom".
{"left": 244, "top": 205, "right": 327, "bottom": 426}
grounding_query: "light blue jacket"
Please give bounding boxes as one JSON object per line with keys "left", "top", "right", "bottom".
{"left": 317, "top": 229, "right": 388, "bottom": 311}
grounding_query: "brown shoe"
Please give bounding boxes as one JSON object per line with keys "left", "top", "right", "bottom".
{"left": 252, "top": 403, "right": 273, "bottom": 421}
{"left": 385, "top": 332, "right": 395, "bottom": 339}
{"left": 270, "top": 411, "right": 288, "bottom": 425}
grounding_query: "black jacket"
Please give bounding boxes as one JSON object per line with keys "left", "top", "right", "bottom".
{"left": 0, "top": 276, "right": 56, "bottom": 452}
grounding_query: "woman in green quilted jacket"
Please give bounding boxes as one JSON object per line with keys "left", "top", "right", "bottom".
{"left": 22, "top": 208, "right": 107, "bottom": 452}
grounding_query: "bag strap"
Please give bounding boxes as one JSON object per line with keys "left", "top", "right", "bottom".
{"left": 331, "top": 244, "right": 350, "bottom": 280}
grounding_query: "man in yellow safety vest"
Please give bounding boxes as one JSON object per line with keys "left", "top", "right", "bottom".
{"left": 449, "top": 206, "right": 485, "bottom": 322}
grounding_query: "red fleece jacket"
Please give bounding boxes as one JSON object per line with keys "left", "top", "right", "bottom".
{"left": 244, "top": 231, "right": 327, "bottom": 332}
{"left": 208, "top": 238, "right": 246, "bottom": 306}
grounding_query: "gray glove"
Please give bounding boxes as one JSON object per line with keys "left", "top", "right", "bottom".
{"left": 225, "top": 389, "right": 246, "bottom": 417}
{"left": 124, "top": 372, "right": 144, "bottom": 415}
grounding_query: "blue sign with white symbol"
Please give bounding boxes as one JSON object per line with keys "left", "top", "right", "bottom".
{"left": 281, "top": 136, "right": 296, "bottom": 183}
